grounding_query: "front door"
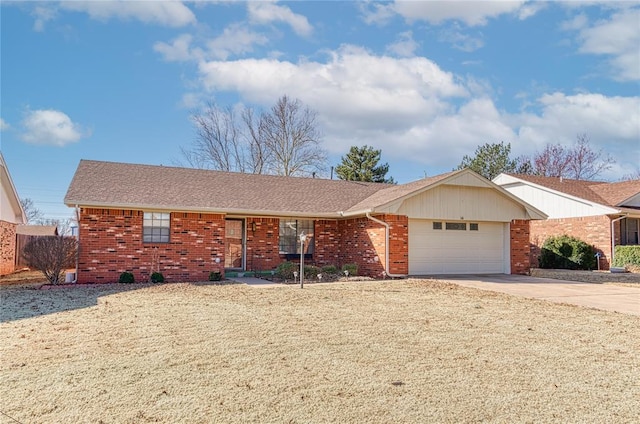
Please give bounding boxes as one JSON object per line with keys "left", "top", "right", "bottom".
{"left": 225, "top": 219, "right": 244, "bottom": 269}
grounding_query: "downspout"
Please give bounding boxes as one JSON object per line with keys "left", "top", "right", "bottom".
{"left": 610, "top": 215, "right": 627, "bottom": 268}
{"left": 366, "top": 212, "right": 407, "bottom": 278}
{"left": 70, "top": 205, "right": 80, "bottom": 283}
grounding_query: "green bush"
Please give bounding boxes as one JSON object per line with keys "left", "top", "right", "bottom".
{"left": 119, "top": 272, "right": 135, "bottom": 284}
{"left": 209, "top": 271, "right": 222, "bottom": 281}
{"left": 304, "top": 265, "right": 321, "bottom": 280}
{"left": 613, "top": 245, "right": 640, "bottom": 268}
{"left": 276, "top": 261, "right": 297, "bottom": 280}
{"left": 320, "top": 265, "right": 338, "bottom": 274}
{"left": 150, "top": 272, "right": 165, "bottom": 283}
{"left": 539, "top": 235, "right": 596, "bottom": 270}
{"left": 342, "top": 263, "right": 358, "bottom": 276}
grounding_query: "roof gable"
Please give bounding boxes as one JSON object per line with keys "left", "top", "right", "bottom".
{"left": 0, "top": 152, "right": 26, "bottom": 224}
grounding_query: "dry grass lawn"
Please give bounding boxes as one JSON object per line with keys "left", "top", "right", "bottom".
{"left": 1, "top": 279, "right": 638, "bottom": 423}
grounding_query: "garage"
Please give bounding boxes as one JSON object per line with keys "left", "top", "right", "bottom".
{"left": 408, "top": 219, "right": 509, "bottom": 274}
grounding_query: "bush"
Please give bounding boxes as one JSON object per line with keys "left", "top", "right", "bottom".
{"left": 539, "top": 235, "right": 596, "bottom": 270}
{"left": 150, "top": 272, "right": 165, "bottom": 283}
{"left": 342, "top": 263, "right": 358, "bottom": 276}
{"left": 21, "top": 236, "right": 78, "bottom": 285}
{"left": 304, "top": 265, "right": 320, "bottom": 280}
{"left": 119, "top": 272, "right": 135, "bottom": 284}
{"left": 276, "top": 261, "right": 297, "bottom": 280}
{"left": 209, "top": 271, "right": 222, "bottom": 281}
{"left": 613, "top": 245, "right": 640, "bottom": 268}
{"left": 321, "top": 265, "right": 338, "bottom": 275}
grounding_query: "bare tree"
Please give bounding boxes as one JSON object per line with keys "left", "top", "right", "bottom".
{"left": 260, "top": 95, "right": 327, "bottom": 176}
{"left": 20, "top": 198, "right": 44, "bottom": 223}
{"left": 621, "top": 169, "right": 640, "bottom": 181}
{"left": 21, "top": 236, "right": 78, "bottom": 284}
{"left": 181, "top": 96, "right": 327, "bottom": 177}
{"left": 519, "top": 134, "right": 615, "bottom": 180}
{"left": 183, "top": 102, "right": 247, "bottom": 172}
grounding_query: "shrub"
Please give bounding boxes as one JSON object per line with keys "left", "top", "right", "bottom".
{"left": 304, "top": 265, "right": 321, "bottom": 280}
{"left": 119, "top": 272, "right": 135, "bottom": 284}
{"left": 539, "top": 235, "right": 596, "bottom": 270}
{"left": 150, "top": 272, "right": 165, "bottom": 283}
{"left": 342, "top": 263, "right": 358, "bottom": 276}
{"left": 613, "top": 245, "right": 640, "bottom": 268}
{"left": 209, "top": 271, "right": 222, "bottom": 281}
{"left": 21, "top": 236, "right": 78, "bottom": 285}
{"left": 321, "top": 265, "right": 338, "bottom": 274}
{"left": 276, "top": 261, "right": 297, "bottom": 280}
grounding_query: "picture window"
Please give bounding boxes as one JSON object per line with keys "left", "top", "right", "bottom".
{"left": 279, "top": 219, "right": 314, "bottom": 255}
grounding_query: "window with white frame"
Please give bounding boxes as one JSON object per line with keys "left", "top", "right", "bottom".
{"left": 143, "top": 212, "right": 170, "bottom": 243}
{"left": 279, "top": 219, "right": 314, "bottom": 255}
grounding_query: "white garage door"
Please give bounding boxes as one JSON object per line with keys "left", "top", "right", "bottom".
{"left": 409, "top": 219, "right": 508, "bottom": 274}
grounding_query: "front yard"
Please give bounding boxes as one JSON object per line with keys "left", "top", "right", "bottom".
{"left": 1, "top": 279, "right": 638, "bottom": 423}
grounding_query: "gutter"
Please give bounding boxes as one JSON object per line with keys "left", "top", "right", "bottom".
{"left": 610, "top": 214, "right": 627, "bottom": 267}
{"left": 365, "top": 212, "right": 407, "bottom": 279}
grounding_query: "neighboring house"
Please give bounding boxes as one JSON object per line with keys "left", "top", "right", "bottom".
{"left": 15, "top": 225, "right": 59, "bottom": 269}
{"left": 493, "top": 173, "right": 640, "bottom": 269}
{"left": 0, "top": 152, "right": 27, "bottom": 275}
{"left": 64, "top": 160, "right": 546, "bottom": 283}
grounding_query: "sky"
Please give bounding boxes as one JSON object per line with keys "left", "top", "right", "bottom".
{"left": 1, "top": 0, "right": 639, "bottom": 223}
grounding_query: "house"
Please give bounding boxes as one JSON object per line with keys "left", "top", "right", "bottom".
{"left": 493, "top": 173, "right": 640, "bottom": 269}
{"left": 64, "top": 160, "right": 546, "bottom": 283}
{"left": 0, "top": 152, "right": 27, "bottom": 275}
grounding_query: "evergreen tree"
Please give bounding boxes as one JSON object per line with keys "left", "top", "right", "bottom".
{"left": 335, "top": 145, "right": 395, "bottom": 183}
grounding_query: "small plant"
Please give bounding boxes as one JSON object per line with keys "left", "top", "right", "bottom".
{"left": 321, "top": 265, "right": 338, "bottom": 274}
{"left": 304, "top": 265, "right": 320, "bottom": 280}
{"left": 342, "top": 263, "right": 358, "bottom": 276}
{"left": 539, "top": 235, "right": 596, "bottom": 270}
{"left": 119, "top": 272, "right": 135, "bottom": 284}
{"left": 150, "top": 272, "right": 165, "bottom": 283}
{"left": 209, "top": 271, "right": 222, "bottom": 281}
{"left": 276, "top": 261, "right": 296, "bottom": 280}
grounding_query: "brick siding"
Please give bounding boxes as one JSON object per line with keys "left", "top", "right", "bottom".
{"left": 77, "top": 208, "right": 225, "bottom": 283}
{"left": 245, "top": 217, "right": 280, "bottom": 271}
{"left": 0, "top": 220, "right": 17, "bottom": 276}
{"left": 510, "top": 219, "right": 530, "bottom": 275}
{"left": 530, "top": 215, "right": 612, "bottom": 270}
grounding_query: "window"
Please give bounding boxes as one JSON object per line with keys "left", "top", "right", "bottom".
{"left": 470, "top": 223, "right": 479, "bottom": 231}
{"left": 433, "top": 222, "right": 442, "bottom": 230}
{"left": 621, "top": 218, "right": 639, "bottom": 245}
{"left": 143, "top": 212, "right": 170, "bottom": 243}
{"left": 445, "top": 222, "right": 466, "bottom": 231}
{"left": 279, "top": 219, "right": 314, "bottom": 255}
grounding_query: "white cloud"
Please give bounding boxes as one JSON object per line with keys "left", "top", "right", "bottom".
{"left": 386, "top": 31, "right": 419, "bottom": 57}
{"left": 438, "top": 26, "right": 485, "bottom": 52}
{"left": 247, "top": 1, "right": 313, "bottom": 36}
{"left": 359, "top": 1, "right": 397, "bottom": 25}
{"left": 393, "top": 0, "right": 533, "bottom": 26}
{"left": 20, "top": 109, "right": 87, "bottom": 147}
{"left": 574, "top": 8, "right": 640, "bottom": 81}
{"left": 207, "top": 23, "right": 270, "bottom": 60}
{"left": 60, "top": 0, "right": 195, "bottom": 27}
{"left": 31, "top": 5, "right": 57, "bottom": 31}
{"left": 154, "top": 34, "right": 202, "bottom": 62}
{"left": 0, "top": 118, "right": 9, "bottom": 131}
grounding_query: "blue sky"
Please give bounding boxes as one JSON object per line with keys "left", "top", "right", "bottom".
{"left": 1, "top": 0, "right": 639, "bottom": 222}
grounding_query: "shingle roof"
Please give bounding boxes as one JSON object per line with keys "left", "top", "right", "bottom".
{"left": 64, "top": 160, "right": 392, "bottom": 217}
{"left": 504, "top": 173, "right": 640, "bottom": 208}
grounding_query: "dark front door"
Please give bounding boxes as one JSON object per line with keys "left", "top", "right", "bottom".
{"left": 225, "top": 219, "right": 244, "bottom": 269}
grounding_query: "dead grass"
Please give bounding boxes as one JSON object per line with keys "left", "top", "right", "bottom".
{"left": 1, "top": 279, "right": 638, "bottom": 423}
{"left": 531, "top": 268, "right": 640, "bottom": 287}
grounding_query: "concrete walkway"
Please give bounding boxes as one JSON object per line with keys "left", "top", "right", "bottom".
{"left": 226, "top": 276, "right": 283, "bottom": 288}
{"left": 433, "top": 274, "right": 640, "bottom": 316}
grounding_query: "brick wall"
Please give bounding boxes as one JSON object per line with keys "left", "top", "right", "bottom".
{"left": 510, "top": 219, "right": 530, "bottom": 275}
{"left": 530, "top": 215, "right": 612, "bottom": 269}
{"left": 0, "top": 220, "right": 17, "bottom": 276}
{"left": 313, "top": 220, "right": 340, "bottom": 267}
{"left": 78, "top": 208, "right": 225, "bottom": 283}
{"left": 245, "top": 217, "right": 280, "bottom": 271}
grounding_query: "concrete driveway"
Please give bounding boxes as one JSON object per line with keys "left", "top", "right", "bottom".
{"left": 431, "top": 274, "right": 640, "bottom": 316}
